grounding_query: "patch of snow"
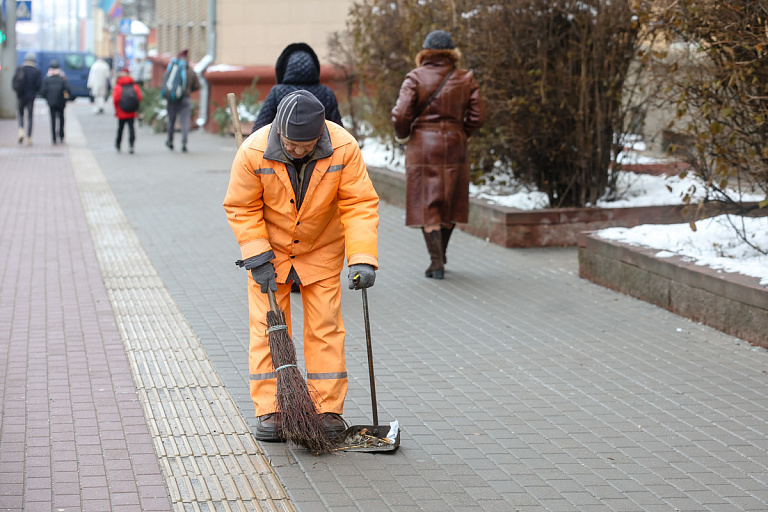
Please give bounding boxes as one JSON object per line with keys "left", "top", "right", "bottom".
{"left": 597, "top": 215, "right": 768, "bottom": 286}
{"left": 360, "top": 138, "right": 762, "bottom": 211}
{"left": 360, "top": 141, "right": 404, "bottom": 171}
{"left": 208, "top": 64, "right": 246, "bottom": 73}
{"left": 361, "top": 138, "right": 768, "bottom": 283}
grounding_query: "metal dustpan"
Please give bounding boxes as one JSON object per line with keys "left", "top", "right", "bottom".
{"left": 332, "top": 287, "right": 400, "bottom": 453}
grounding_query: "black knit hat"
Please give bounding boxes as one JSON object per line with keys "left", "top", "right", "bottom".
{"left": 423, "top": 30, "right": 455, "bottom": 50}
{"left": 274, "top": 90, "right": 326, "bottom": 141}
{"left": 49, "top": 59, "right": 60, "bottom": 69}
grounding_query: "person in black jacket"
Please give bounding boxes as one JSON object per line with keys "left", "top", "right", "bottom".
{"left": 13, "top": 52, "right": 42, "bottom": 145}
{"left": 250, "top": 42, "right": 343, "bottom": 135}
{"left": 40, "top": 60, "right": 72, "bottom": 145}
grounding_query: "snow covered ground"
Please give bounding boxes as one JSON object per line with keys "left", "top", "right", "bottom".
{"left": 360, "top": 140, "right": 768, "bottom": 286}
{"left": 598, "top": 216, "right": 768, "bottom": 286}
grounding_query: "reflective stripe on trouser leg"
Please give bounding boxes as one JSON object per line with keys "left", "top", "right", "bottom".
{"left": 301, "top": 274, "right": 347, "bottom": 415}
{"left": 247, "top": 278, "right": 293, "bottom": 417}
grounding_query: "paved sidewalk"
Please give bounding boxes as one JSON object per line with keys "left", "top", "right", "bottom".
{"left": 3, "top": 98, "right": 768, "bottom": 512}
{"left": 1, "top": 101, "right": 292, "bottom": 512}
{"left": 0, "top": 101, "right": 171, "bottom": 511}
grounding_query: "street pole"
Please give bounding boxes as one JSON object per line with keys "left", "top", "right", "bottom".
{"left": 77, "top": 0, "right": 82, "bottom": 51}
{"left": 0, "top": 0, "right": 19, "bottom": 118}
{"left": 67, "top": 0, "right": 71, "bottom": 50}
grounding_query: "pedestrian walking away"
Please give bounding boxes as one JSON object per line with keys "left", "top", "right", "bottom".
{"left": 391, "top": 29, "right": 486, "bottom": 279}
{"left": 40, "top": 60, "right": 73, "bottom": 145}
{"left": 12, "top": 52, "right": 42, "bottom": 145}
{"left": 250, "top": 42, "right": 345, "bottom": 294}
{"left": 113, "top": 67, "right": 142, "bottom": 154}
{"left": 161, "top": 49, "right": 200, "bottom": 152}
{"left": 131, "top": 57, "right": 150, "bottom": 89}
{"left": 223, "top": 90, "right": 379, "bottom": 442}
{"left": 87, "top": 57, "right": 111, "bottom": 114}
{"left": 133, "top": 57, "right": 153, "bottom": 126}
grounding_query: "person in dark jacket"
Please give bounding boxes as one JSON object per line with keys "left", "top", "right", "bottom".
{"left": 40, "top": 60, "right": 72, "bottom": 145}
{"left": 113, "top": 68, "right": 143, "bottom": 154}
{"left": 250, "top": 42, "right": 343, "bottom": 135}
{"left": 164, "top": 49, "right": 201, "bottom": 153}
{"left": 13, "top": 52, "right": 42, "bottom": 145}
{"left": 391, "top": 30, "right": 486, "bottom": 280}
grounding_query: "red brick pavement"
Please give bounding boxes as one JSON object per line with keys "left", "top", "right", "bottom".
{"left": 0, "top": 107, "right": 171, "bottom": 511}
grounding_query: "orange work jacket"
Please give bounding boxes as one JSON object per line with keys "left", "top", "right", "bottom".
{"left": 223, "top": 121, "right": 379, "bottom": 285}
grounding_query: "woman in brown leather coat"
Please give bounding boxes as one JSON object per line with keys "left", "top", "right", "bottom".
{"left": 391, "top": 30, "right": 486, "bottom": 279}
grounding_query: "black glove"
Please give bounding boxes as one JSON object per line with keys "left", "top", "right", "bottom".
{"left": 251, "top": 262, "right": 277, "bottom": 294}
{"left": 348, "top": 264, "right": 376, "bottom": 290}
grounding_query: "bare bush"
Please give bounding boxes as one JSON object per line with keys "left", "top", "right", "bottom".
{"left": 644, "top": 0, "right": 768, "bottom": 252}
{"left": 648, "top": 1, "right": 768, "bottom": 205}
{"left": 327, "top": 31, "right": 366, "bottom": 141}
{"left": 347, "top": 0, "right": 650, "bottom": 208}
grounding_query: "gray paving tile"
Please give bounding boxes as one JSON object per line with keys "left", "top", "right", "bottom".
{"left": 51, "top": 99, "right": 768, "bottom": 512}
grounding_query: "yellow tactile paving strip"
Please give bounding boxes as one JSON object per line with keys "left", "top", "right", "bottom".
{"left": 66, "top": 120, "right": 295, "bottom": 512}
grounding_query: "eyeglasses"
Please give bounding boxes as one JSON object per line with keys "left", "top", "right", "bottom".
{"left": 280, "top": 136, "right": 319, "bottom": 153}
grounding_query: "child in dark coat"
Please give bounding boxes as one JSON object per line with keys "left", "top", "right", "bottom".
{"left": 113, "top": 68, "right": 143, "bottom": 153}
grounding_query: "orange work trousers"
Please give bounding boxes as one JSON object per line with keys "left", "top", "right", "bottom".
{"left": 247, "top": 273, "right": 347, "bottom": 417}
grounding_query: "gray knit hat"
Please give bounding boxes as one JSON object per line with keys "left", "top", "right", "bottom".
{"left": 423, "top": 30, "right": 455, "bottom": 50}
{"left": 23, "top": 52, "right": 37, "bottom": 64}
{"left": 274, "top": 90, "right": 326, "bottom": 141}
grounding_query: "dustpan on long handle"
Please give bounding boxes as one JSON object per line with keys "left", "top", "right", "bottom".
{"left": 332, "top": 285, "right": 400, "bottom": 453}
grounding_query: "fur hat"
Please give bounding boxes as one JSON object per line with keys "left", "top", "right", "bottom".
{"left": 274, "top": 90, "right": 326, "bottom": 142}
{"left": 423, "top": 30, "right": 455, "bottom": 50}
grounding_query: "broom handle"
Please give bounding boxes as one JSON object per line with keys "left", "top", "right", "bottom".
{"left": 361, "top": 287, "right": 379, "bottom": 425}
{"left": 266, "top": 288, "right": 279, "bottom": 312}
{"left": 227, "top": 93, "right": 244, "bottom": 148}
{"left": 228, "top": 92, "right": 279, "bottom": 314}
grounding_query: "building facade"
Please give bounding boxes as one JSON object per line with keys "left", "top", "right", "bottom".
{"left": 153, "top": 0, "right": 355, "bottom": 132}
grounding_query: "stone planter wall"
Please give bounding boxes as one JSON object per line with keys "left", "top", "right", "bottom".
{"left": 367, "top": 165, "right": 759, "bottom": 248}
{"left": 579, "top": 234, "right": 768, "bottom": 348}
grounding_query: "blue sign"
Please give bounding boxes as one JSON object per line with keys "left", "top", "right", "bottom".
{"left": 16, "top": 1, "right": 32, "bottom": 21}
{"left": 119, "top": 18, "right": 132, "bottom": 34}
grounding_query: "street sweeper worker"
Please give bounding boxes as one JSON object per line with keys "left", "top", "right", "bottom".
{"left": 223, "top": 90, "right": 379, "bottom": 441}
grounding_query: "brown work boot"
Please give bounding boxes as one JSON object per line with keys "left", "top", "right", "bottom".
{"left": 422, "top": 229, "right": 444, "bottom": 279}
{"left": 254, "top": 413, "right": 285, "bottom": 442}
{"left": 319, "top": 413, "right": 347, "bottom": 438}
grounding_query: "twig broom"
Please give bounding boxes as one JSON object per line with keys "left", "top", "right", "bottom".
{"left": 227, "top": 93, "right": 333, "bottom": 453}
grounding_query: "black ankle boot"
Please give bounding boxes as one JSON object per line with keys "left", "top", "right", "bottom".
{"left": 422, "top": 229, "right": 444, "bottom": 279}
